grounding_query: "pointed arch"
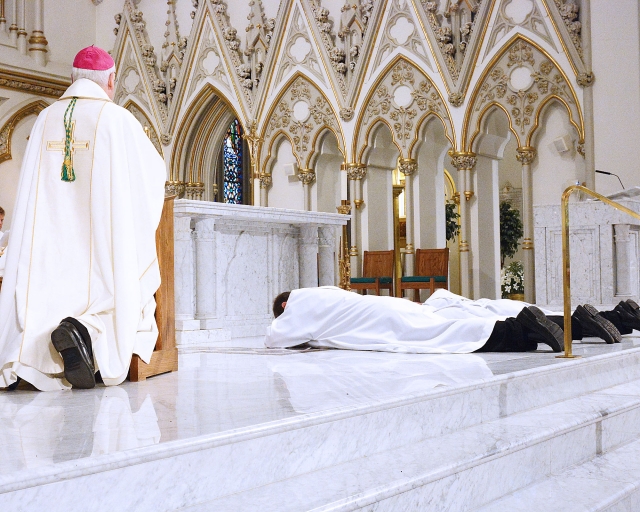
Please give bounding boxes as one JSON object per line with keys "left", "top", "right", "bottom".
{"left": 353, "top": 54, "right": 455, "bottom": 163}
{"left": 0, "top": 100, "right": 50, "bottom": 164}
{"left": 122, "top": 100, "right": 164, "bottom": 157}
{"left": 463, "top": 34, "right": 584, "bottom": 152}
{"left": 259, "top": 71, "right": 344, "bottom": 173}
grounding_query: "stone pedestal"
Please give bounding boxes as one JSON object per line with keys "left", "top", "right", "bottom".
{"left": 173, "top": 200, "right": 348, "bottom": 350}
{"left": 534, "top": 199, "right": 640, "bottom": 309}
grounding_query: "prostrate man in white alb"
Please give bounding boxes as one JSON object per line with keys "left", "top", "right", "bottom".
{"left": 0, "top": 46, "right": 166, "bottom": 391}
{"left": 267, "top": 288, "right": 638, "bottom": 354}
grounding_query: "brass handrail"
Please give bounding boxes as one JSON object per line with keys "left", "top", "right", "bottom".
{"left": 558, "top": 185, "right": 640, "bottom": 358}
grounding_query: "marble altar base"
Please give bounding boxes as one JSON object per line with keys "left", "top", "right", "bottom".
{"left": 173, "top": 200, "right": 348, "bottom": 351}
{"left": 3, "top": 337, "right": 640, "bottom": 510}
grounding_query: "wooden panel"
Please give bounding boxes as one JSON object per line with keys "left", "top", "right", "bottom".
{"left": 129, "top": 196, "right": 178, "bottom": 382}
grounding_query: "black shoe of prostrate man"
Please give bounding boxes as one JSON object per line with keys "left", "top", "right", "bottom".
{"left": 613, "top": 300, "right": 640, "bottom": 331}
{"left": 516, "top": 306, "right": 563, "bottom": 352}
{"left": 51, "top": 317, "right": 96, "bottom": 389}
{"left": 574, "top": 304, "right": 621, "bottom": 344}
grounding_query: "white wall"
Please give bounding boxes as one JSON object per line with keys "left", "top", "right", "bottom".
{"left": 268, "top": 139, "right": 304, "bottom": 210}
{"left": 591, "top": 0, "right": 640, "bottom": 195}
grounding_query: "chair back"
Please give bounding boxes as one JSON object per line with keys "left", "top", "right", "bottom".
{"left": 415, "top": 248, "right": 449, "bottom": 277}
{"left": 362, "top": 250, "right": 395, "bottom": 278}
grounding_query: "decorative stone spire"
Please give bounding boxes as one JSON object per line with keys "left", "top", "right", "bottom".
{"left": 244, "top": 0, "right": 274, "bottom": 89}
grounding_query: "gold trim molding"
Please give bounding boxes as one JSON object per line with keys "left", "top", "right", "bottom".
{"left": 0, "top": 68, "right": 69, "bottom": 98}
{"left": 0, "top": 100, "right": 49, "bottom": 164}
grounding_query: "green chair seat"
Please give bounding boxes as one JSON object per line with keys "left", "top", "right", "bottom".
{"left": 351, "top": 277, "right": 393, "bottom": 284}
{"left": 400, "top": 275, "right": 447, "bottom": 283}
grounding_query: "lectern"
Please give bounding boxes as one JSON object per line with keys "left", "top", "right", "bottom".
{"left": 129, "top": 195, "right": 178, "bottom": 381}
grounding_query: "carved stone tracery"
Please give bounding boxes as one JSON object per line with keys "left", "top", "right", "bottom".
{"left": 357, "top": 59, "right": 452, "bottom": 160}
{"left": 467, "top": 38, "right": 582, "bottom": 148}
{"left": 262, "top": 76, "right": 343, "bottom": 173}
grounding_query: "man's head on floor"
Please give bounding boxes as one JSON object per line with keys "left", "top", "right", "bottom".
{"left": 273, "top": 291, "right": 291, "bottom": 318}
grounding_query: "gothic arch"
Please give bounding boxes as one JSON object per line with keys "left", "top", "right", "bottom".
{"left": 353, "top": 55, "right": 455, "bottom": 164}
{"left": 260, "top": 72, "right": 344, "bottom": 174}
{"left": 122, "top": 99, "right": 163, "bottom": 157}
{"left": 0, "top": 100, "right": 50, "bottom": 164}
{"left": 463, "top": 35, "right": 584, "bottom": 152}
{"left": 170, "top": 82, "right": 243, "bottom": 196}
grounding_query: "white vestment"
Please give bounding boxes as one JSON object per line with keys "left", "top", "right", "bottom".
{"left": 265, "top": 287, "right": 510, "bottom": 353}
{"left": 0, "top": 79, "right": 166, "bottom": 390}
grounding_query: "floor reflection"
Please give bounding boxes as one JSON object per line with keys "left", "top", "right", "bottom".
{"left": 0, "top": 386, "right": 159, "bottom": 472}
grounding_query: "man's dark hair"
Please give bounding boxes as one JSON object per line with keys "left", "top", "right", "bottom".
{"left": 273, "top": 291, "right": 291, "bottom": 318}
{"left": 0, "top": 206, "right": 4, "bottom": 216}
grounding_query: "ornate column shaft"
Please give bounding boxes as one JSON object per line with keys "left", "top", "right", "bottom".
{"left": 28, "top": 0, "right": 48, "bottom": 66}
{"left": 16, "top": 0, "right": 26, "bottom": 54}
{"left": 399, "top": 158, "right": 417, "bottom": 277}
{"left": 347, "top": 163, "right": 366, "bottom": 276}
{"left": 450, "top": 152, "right": 477, "bottom": 298}
{"left": 578, "top": 0, "right": 596, "bottom": 190}
{"left": 516, "top": 146, "right": 537, "bottom": 303}
{"left": 194, "top": 218, "right": 218, "bottom": 329}
{"left": 298, "top": 168, "right": 316, "bottom": 211}
{"left": 318, "top": 226, "right": 336, "bottom": 286}
{"left": 244, "top": 121, "right": 263, "bottom": 206}
{"left": 298, "top": 225, "right": 319, "bottom": 288}
{"left": 259, "top": 173, "right": 272, "bottom": 207}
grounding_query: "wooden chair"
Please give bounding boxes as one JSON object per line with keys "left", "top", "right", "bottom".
{"left": 350, "top": 250, "right": 395, "bottom": 296}
{"left": 400, "top": 248, "right": 449, "bottom": 302}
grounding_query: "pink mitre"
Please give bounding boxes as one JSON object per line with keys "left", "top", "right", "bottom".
{"left": 73, "top": 45, "right": 114, "bottom": 70}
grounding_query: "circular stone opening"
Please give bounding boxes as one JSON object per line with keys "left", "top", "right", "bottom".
{"left": 509, "top": 66, "right": 534, "bottom": 91}
{"left": 393, "top": 85, "right": 413, "bottom": 108}
{"left": 293, "top": 100, "right": 310, "bottom": 121}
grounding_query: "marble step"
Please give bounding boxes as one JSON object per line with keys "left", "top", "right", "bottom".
{"left": 181, "top": 379, "right": 640, "bottom": 511}
{"left": 4, "top": 349, "right": 640, "bottom": 511}
{"left": 475, "top": 435, "right": 640, "bottom": 512}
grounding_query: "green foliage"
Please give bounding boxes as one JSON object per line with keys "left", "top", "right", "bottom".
{"left": 499, "top": 201, "right": 524, "bottom": 267}
{"left": 445, "top": 201, "right": 460, "bottom": 243}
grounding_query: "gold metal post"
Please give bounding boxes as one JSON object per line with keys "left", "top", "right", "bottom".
{"left": 557, "top": 185, "right": 640, "bottom": 359}
{"left": 337, "top": 200, "right": 352, "bottom": 291}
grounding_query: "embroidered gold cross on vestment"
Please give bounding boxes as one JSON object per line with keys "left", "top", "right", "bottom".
{"left": 46, "top": 121, "right": 90, "bottom": 168}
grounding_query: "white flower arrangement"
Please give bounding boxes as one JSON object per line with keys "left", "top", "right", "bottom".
{"left": 501, "top": 260, "right": 524, "bottom": 298}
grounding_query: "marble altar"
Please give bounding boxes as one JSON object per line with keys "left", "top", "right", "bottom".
{"left": 172, "top": 200, "right": 348, "bottom": 351}
{"left": 534, "top": 199, "right": 640, "bottom": 309}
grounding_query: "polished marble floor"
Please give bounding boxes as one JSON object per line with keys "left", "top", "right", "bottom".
{"left": 1, "top": 335, "right": 639, "bottom": 477}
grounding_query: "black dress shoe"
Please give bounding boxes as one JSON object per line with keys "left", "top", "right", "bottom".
{"left": 516, "top": 306, "right": 563, "bottom": 352}
{"left": 6, "top": 377, "right": 21, "bottom": 391}
{"left": 51, "top": 318, "right": 96, "bottom": 389}
{"left": 574, "top": 304, "right": 621, "bottom": 344}
{"left": 614, "top": 301, "right": 640, "bottom": 331}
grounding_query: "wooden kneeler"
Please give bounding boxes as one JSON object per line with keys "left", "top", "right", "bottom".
{"left": 129, "top": 195, "right": 178, "bottom": 381}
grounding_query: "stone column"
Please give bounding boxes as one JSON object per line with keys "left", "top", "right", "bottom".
{"left": 298, "top": 168, "right": 316, "bottom": 211}
{"left": 614, "top": 224, "right": 638, "bottom": 297}
{"left": 9, "top": 0, "right": 17, "bottom": 44}
{"left": 194, "top": 218, "right": 218, "bottom": 329}
{"left": 16, "top": 0, "right": 26, "bottom": 54}
{"left": 174, "top": 216, "right": 199, "bottom": 331}
{"left": 0, "top": 1, "right": 6, "bottom": 32}
{"left": 578, "top": 0, "right": 596, "bottom": 190}
{"left": 450, "top": 152, "right": 477, "bottom": 297}
{"left": 516, "top": 146, "right": 537, "bottom": 303}
{"left": 28, "top": 0, "right": 48, "bottom": 66}
{"left": 298, "top": 225, "right": 319, "bottom": 288}
{"left": 318, "top": 226, "right": 336, "bottom": 286}
{"left": 347, "top": 163, "right": 366, "bottom": 276}
{"left": 259, "top": 173, "right": 271, "bottom": 206}
{"left": 399, "top": 158, "right": 417, "bottom": 276}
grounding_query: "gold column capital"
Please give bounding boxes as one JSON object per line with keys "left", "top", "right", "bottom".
{"left": 398, "top": 158, "right": 417, "bottom": 176}
{"left": 259, "top": 173, "right": 272, "bottom": 189}
{"left": 347, "top": 162, "right": 367, "bottom": 180}
{"left": 449, "top": 151, "right": 477, "bottom": 171}
{"left": 298, "top": 168, "right": 316, "bottom": 185}
{"left": 516, "top": 146, "right": 537, "bottom": 165}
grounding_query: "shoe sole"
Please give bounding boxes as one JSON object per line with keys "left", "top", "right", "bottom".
{"left": 51, "top": 326, "right": 96, "bottom": 389}
{"left": 517, "top": 306, "right": 563, "bottom": 352}
{"left": 617, "top": 301, "right": 640, "bottom": 330}
{"left": 575, "top": 304, "right": 621, "bottom": 344}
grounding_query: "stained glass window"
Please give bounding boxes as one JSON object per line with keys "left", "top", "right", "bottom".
{"left": 222, "top": 119, "right": 243, "bottom": 204}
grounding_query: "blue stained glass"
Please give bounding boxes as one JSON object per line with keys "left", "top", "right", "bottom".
{"left": 222, "top": 119, "right": 243, "bottom": 204}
